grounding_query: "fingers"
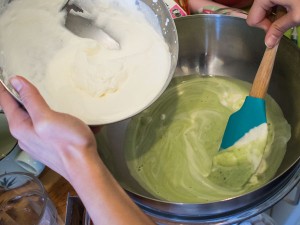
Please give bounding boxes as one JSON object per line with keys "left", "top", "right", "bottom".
{"left": 247, "top": 0, "right": 274, "bottom": 30}
{"left": 248, "top": 0, "right": 300, "bottom": 48}
{"left": 0, "top": 78, "right": 33, "bottom": 140}
{"left": 265, "top": 14, "right": 292, "bottom": 48}
{"left": 0, "top": 80, "right": 21, "bottom": 116}
{"left": 0, "top": 76, "right": 52, "bottom": 138}
{"left": 9, "top": 76, "right": 51, "bottom": 122}
{"left": 0, "top": 79, "right": 28, "bottom": 126}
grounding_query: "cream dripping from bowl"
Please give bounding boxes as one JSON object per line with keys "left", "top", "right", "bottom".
{"left": 0, "top": 0, "right": 173, "bottom": 124}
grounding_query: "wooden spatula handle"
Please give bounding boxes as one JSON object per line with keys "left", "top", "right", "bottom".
{"left": 249, "top": 6, "right": 286, "bottom": 99}
{"left": 249, "top": 44, "right": 278, "bottom": 98}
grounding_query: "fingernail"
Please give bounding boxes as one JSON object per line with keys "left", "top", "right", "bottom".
{"left": 9, "top": 77, "right": 23, "bottom": 92}
{"left": 265, "top": 35, "right": 279, "bottom": 48}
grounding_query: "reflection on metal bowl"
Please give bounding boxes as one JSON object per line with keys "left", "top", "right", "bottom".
{"left": 95, "top": 15, "right": 300, "bottom": 224}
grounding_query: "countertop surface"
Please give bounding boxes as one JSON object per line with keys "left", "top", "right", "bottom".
{"left": 39, "top": 167, "right": 77, "bottom": 224}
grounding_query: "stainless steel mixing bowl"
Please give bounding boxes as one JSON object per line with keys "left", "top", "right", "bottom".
{"left": 95, "top": 15, "right": 300, "bottom": 224}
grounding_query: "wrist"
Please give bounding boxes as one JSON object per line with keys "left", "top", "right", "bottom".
{"left": 59, "top": 143, "right": 102, "bottom": 183}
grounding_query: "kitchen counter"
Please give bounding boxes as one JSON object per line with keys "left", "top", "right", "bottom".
{"left": 39, "top": 167, "right": 77, "bottom": 224}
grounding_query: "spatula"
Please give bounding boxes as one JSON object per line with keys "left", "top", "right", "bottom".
{"left": 62, "top": 1, "right": 120, "bottom": 50}
{"left": 220, "top": 6, "right": 286, "bottom": 150}
{"left": 220, "top": 44, "right": 278, "bottom": 150}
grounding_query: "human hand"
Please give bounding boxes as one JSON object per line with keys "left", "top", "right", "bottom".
{"left": 0, "top": 76, "right": 156, "bottom": 225}
{"left": 0, "top": 76, "right": 98, "bottom": 181}
{"left": 247, "top": 0, "right": 300, "bottom": 48}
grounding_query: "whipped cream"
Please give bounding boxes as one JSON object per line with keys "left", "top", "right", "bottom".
{"left": 0, "top": 0, "right": 172, "bottom": 124}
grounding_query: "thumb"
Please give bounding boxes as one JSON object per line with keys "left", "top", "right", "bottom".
{"left": 265, "top": 23, "right": 284, "bottom": 48}
{"left": 265, "top": 9, "right": 290, "bottom": 48}
{"left": 10, "top": 76, "right": 51, "bottom": 122}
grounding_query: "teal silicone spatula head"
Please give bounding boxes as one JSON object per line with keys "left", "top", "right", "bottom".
{"left": 220, "top": 44, "right": 279, "bottom": 150}
{"left": 220, "top": 7, "right": 286, "bottom": 150}
{"left": 220, "top": 96, "right": 267, "bottom": 149}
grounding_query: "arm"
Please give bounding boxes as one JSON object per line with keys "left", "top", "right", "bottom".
{"left": 0, "top": 76, "right": 154, "bottom": 225}
{"left": 247, "top": 0, "right": 300, "bottom": 48}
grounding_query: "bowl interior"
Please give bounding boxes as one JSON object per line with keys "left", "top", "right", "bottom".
{"left": 95, "top": 15, "right": 300, "bottom": 217}
{"left": 173, "top": 15, "right": 300, "bottom": 177}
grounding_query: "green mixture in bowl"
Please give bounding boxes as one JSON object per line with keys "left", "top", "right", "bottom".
{"left": 124, "top": 75, "right": 291, "bottom": 203}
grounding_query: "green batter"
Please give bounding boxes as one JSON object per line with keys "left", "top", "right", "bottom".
{"left": 124, "top": 75, "right": 291, "bottom": 203}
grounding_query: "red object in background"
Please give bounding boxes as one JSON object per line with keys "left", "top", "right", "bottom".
{"left": 174, "top": 0, "right": 191, "bottom": 14}
{"left": 213, "top": 0, "right": 253, "bottom": 8}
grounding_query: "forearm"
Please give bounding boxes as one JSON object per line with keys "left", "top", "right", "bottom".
{"left": 64, "top": 151, "right": 155, "bottom": 225}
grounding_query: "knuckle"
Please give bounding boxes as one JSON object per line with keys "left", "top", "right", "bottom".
{"left": 9, "top": 122, "right": 23, "bottom": 139}
{"left": 34, "top": 119, "right": 51, "bottom": 134}
{"left": 272, "top": 23, "right": 285, "bottom": 37}
{"left": 18, "top": 90, "right": 32, "bottom": 106}
{"left": 292, "top": 13, "right": 300, "bottom": 24}
{"left": 246, "top": 19, "right": 255, "bottom": 27}
{"left": 17, "top": 82, "right": 38, "bottom": 106}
